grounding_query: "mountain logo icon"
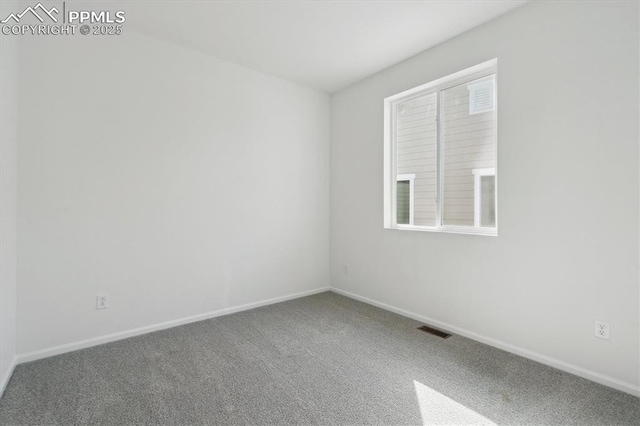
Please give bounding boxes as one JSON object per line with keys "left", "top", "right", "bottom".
{"left": 1, "top": 3, "right": 59, "bottom": 24}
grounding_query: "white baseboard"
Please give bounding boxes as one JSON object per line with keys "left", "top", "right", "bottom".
{"left": 17, "top": 287, "right": 331, "bottom": 364}
{"left": 0, "top": 357, "right": 17, "bottom": 399}
{"left": 12, "top": 285, "right": 639, "bottom": 398}
{"left": 330, "top": 287, "right": 640, "bottom": 397}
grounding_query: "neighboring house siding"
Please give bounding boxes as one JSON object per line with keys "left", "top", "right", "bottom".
{"left": 441, "top": 77, "right": 496, "bottom": 226}
{"left": 396, "top": 78, "right": 496, "bottom": 228}
{"left": 396, "top": 93, "right": 437, "bottom": 227}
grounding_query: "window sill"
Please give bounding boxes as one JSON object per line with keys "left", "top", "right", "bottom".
{"left": 388, "top": 225, "right": 498, "bottom": 237}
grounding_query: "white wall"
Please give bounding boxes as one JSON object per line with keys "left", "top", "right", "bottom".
{"left": 17, "top": 32, "right": 330, "bottom": 355}
{"left": 331, "top": 0, "right": 639, "bottom": 391}
{"left": 0, "top": 7, "right": 19, "bottom": 393}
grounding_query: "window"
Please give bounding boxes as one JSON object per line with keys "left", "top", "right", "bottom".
{"left": 396, "top": 174, "right": 415, "bottom": 225}
{"left": 384, "top": 59, "right": 497, "bottom": 235}
{"left": 472, "top": 168, "right": 496, "bottom": 228}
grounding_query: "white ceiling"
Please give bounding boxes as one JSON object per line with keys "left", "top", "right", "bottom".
{"left": 124, "top": 0, "right": 528, "bottom": 93}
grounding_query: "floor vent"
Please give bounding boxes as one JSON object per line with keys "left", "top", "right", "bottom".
{"left": 418, "top": 325, "right": 452, "bottom": 339}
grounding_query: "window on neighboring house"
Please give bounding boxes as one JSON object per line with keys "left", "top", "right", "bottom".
{"left": 384, "top": 59, "right": 497, "bottom": 235}
{"left": 396, "top": 174, "right": 415, "bottom": 226}
{"left": 472, "top": 168, "right": 496, "bottom": 228}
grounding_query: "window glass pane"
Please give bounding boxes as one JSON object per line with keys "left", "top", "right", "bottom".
{"left": 441, "top": 74, "right": 496, "bottom": 227}
{"left": 480, "top": 175, "right": 496, "bottom": 227}
{"left": 396, "top": 181, "right": 410, "bottom": 224}
{"left": 396, "top": 93, "right": 437, "bottom": 227}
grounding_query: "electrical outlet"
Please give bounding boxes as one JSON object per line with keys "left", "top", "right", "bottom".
{"left": 96, "top": 294, "right": 109, "bottom": 310}
{"left": 342, "top": 264, "right": 349, "bottom": 275}
{"left": 595, "top": 320, "right": 609, "bottom": 339}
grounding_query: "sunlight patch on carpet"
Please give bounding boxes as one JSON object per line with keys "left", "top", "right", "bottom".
{"left": 413, "top": 380, "right": 495, "bottom": 426}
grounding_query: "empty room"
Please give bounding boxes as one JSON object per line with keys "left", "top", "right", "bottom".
{"left": 0, "top": 0, "right": 639, "bottom": 424}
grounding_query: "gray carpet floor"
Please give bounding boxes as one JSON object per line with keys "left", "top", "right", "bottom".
{"left": 0, "top": 291, "right": 638, "bottom": 425}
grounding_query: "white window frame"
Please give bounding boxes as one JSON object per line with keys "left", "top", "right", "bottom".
{"left": 472, "top": 168, "right": 496, "bottom": 228}
{"left": 383, "top": 59, "right": 498, "bottom": 236}
{"left": 396, "top": 173, "right": 416, "bottom": 226}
